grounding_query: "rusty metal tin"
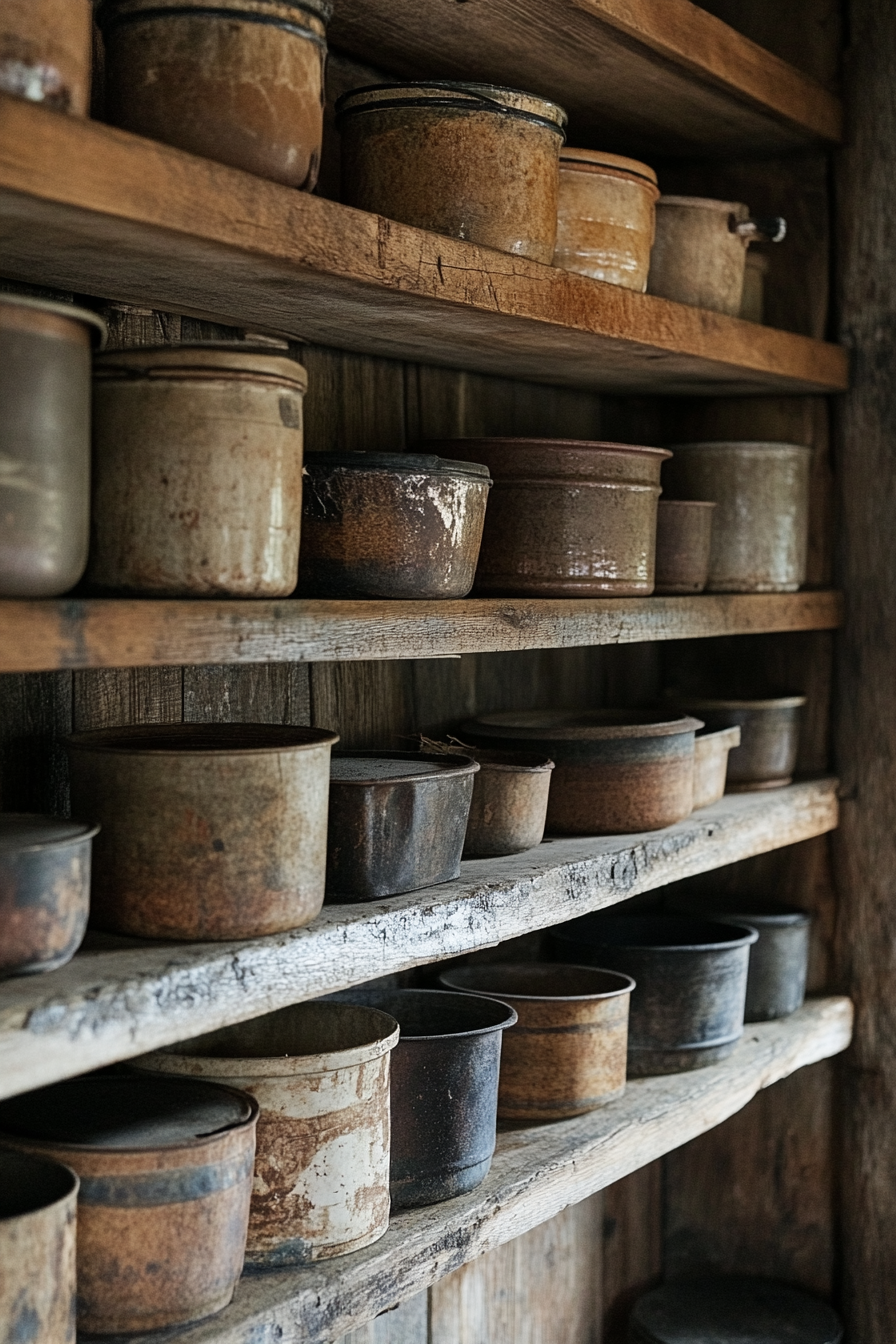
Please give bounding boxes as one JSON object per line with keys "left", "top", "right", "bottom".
{"left": 692, "top": 724, "right": 740, "bottom": 810}
{"left": 67, "top": 723, "right": 339, "bottom": 941}
{"left": 0, "top": 814, "right": 99, "bottom": 978}
{"left": 298, "top": 452, "right": 491, "bottom": 599}
{"left": 648, "top": 196, "right": 752, "bottom": 315}
{"left": 629, "top": 1275, "right": 843, "bottom": 1344}
{"left": 673, "top": 695, "right": 805, "bottom": 790}
{"left": 461, "top": 710, "right": 702, "bottom": 834}
{"left": 98, "top": 0, "right": 331, "bottom": 188}
{"left": 1, "top": 0, "right": 92, "bottom": 114}
{"left": 554, "top": 148, "right": 659, "bottom": 290}
{"left": 439, "top": 963, "right": 633, "bottom": 1120}
{"left": 326, "top": 751, "right": 479, "bottom": 901}
{"left": 0, "top": 1075, "right": 258, "bottom": 1335}
{"left": 0, "top": 1148, "right": 78, "bottom": 1344}
{"left": 654, "top": 499, "right": 716, "bottom": 594}
{"left": 133, "top": 1001, "right": 399, "bottom": 1266}
{"left": 337, "top": 82, "right": 566, "bottom": 263}
{"left": 461, "top": 749, "right": 554, "bottom": 858}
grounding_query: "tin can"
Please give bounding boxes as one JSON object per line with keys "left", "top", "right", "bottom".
{"left": 0, "top": 1148, "right": 78, "bottom": 1344}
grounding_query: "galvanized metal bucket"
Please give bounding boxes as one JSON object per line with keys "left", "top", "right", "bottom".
{"left": 0, "top": 1148, "right": 78, "bottom": 1344}
{"left": 629, "top": 1275, "right": 843, "bottom": 1343}
{"left": 0, "top": 814, "right": 99, "bottom": 978}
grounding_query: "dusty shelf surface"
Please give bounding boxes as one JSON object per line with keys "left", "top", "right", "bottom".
{"left": 102, "top": 996, "right": 853, "bottom": 1344}
{"left": 0, "top": 780, "right": 838, "bottom": 1102}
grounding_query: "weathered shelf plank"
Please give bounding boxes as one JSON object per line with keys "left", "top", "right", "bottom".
{"left": 107, "top": 997, "right": 853, "bottom": 1344}
{"left": 0, "top": 780, "right": 838, "bottom": 1102}
{"left": 0, "top": 97, "right": 848, "bottom": 396}
{"left": 0, "top": 591, "right": 843, "bottom": 673}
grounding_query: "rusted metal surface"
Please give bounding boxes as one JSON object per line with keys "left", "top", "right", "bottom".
{"left": 554, "top": 148, "right": 658, "bottom": 290}
{"left": 0, "top": 814, "right": 98, "bottom": 978}
{"left": 630, "top": 1275, "right": 843, "bottom": 1344}
{"left": 461, "top": 710, "right": 702, "bottom": 835}
{"left": 0, "top": 1148, "right": 78, "bottom": 1344}
{"left": 337, "top": 82, "right": 566, "bottom": 264}
{"left": 0, "top": 0, "right": 92, "bottom": 114}
{"left": 133, "top": 1001, "right": 399, "bottom": 1266}
{"left": 298, "top": 452, "right": 491, "bottom": 599}
{"left": 692, "top": 724, "right": 741, "bottom": 810}
{"left": 439, "top": 963, "right": 633, "bottom": 1120}
{"left": 98, "top": 0, "right": 330, "bottom": 188}
{"left": 459, "top": 749, "right": 554, "bottom": 859}
{"left": 550, "top": 914, "right": 756, "bottom": 1076}
{"left": 67, "top": 723, "right": 338, "bottom": 940}
{"left": 326, "top": 751, "right": 478, "bottom": 901}
{"left": 648, "top": 196, "right": 753, "bottom": 315}
{"left": 654, "top": 499, "right": 716, "bottom": 595}
{"left": 674, "top": 695, "right": 805, "bottom": 790}
{"left": 0, "top": 1075, "right": 257, "bottom": 1334}
{"left": 89, "top": 346, "right": 307, "bottom": 597}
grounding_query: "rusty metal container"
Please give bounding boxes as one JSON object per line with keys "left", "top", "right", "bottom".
{"left": 0, "top": 1075, "right": 258, "bottom": 1335}
{"left": 629, "top": 1275, "right": 843, "bottom": 1344}
{"left": 692, "top": 725, "right": 741, "bottom": 810}
{"left": 326, "top": 751, "right": 479, "bottom": 901}
{"left": 673, "top": 695, "right": 805, "bottom": 790}
{"left": 462, "top": 710, "right": 702, "bottom": 835}
{"left": 98, "top": 0, "right": 330, "bottom": 188}
{"left": 1, "top": 0, "right": 92, "bottom": 114}
{"left": 67, "top": 723, "right": 339, "bottom": 941}
{"left": 337, "top": 82, "right": 567, "bottom": 264}
{"left": 298, "top": 452, "right": 491, "bottom": 599}
{"left": 663, "top": 442, "right": 811, "bottom": 592}
{"left": 0, "top": 813, "right": 99, "bottom": 978}
{"left": 133, "top": 1001, "right": 399, "bottom": 1267}
{"left": 0, "top": 1148, "right": 78, "bottom": 1344}
{"left": 654, "top": 500, "right": 716, "bottom": 594}
{"left": 554, "top": 149, "right": 659, "bottom": 290}
{"left": 647, "top": 197, "right": 785, "bottom": 315}
{"left": 0, "top": 295, "right": 106, "bottom": 597}
{"left": 461, "top": 749, "right": 554, "bottom": 858}
{"left": 89, "top": 346, "right": 307, "bottom": 597}
{"left": 439, "top": 963, "right": 633, "bottom": 1120}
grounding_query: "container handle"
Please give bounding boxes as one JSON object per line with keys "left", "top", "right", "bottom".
{"left": 732, "top": 215, "right": 787, "bottom": 243}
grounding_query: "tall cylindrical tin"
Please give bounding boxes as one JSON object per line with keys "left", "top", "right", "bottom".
{"left": 1, "top": 0, "right": 93, "bottom": 114}
{"left": 554, "top": 149, "right": 659, "bottom": 290}
{"left": 0, "top": 1148, "right": 78, "bottom": 1344}
{"left": 0, "top": 814, "right": 99, "bottom": 978}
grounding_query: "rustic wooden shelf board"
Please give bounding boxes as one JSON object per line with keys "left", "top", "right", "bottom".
{"left": 101, "top": 997, "right": 853, "bottom": 1344}
{"left": 0, "top": 780, "right": 838, "bottom": 1102}
{"left": 328, "top": 0, "right": 843, "bottom": 156}
{"left": 0, "top": 591, "right": 843, "bottom": 672}
{"left": 0, "top": 98, "right": 848, "bottom": 396}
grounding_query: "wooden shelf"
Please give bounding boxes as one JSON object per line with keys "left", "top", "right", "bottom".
{"left": 0, "top": 591, "right": 843, "bottom": 673}
{"left": 0, "top": 97, "right": 848, "bottom": 396}
{"left": 328, "top": 0, "right": 843, "bottom": 157}
{"left": 0, "top": 780, "right": 838, "bottom": 1103}
{"left": 106, "top": 997, "right": 853, "bottom": 1344}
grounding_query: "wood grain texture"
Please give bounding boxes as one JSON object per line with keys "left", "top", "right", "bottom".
{"left": 601, "top": 1164, "right": 662, "bottom": 1344}
{"left": 0, "top": 780, "right": 838, "bottom": 1101}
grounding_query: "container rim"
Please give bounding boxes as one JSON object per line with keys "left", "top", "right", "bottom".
{"left": 666, "top": 440, "right": 813, "bottom": 456}
{"left": 305, "top": 451, "right": 491, "bottom": 482}
{"left": 440, "top": 962, "right": 636, "bottom": 1002}
{"left": 559, "top": 147, "right": 658, "bottom": 186}
{"left": 657, "top": 195, "right": 748, "bottom": 212}
{"left": 677, "top": 695, "right": 807, "bottom": 711}
{"left": 553, "top": 915, "right": 759, "bottom": 952}
{"left": 0, "top": 814, "right": 100, "bottom": 853}
{"left": 0, "top": 294, "right": 108, "bottom": 347}
{"left": 97, "top": 0, "right": 334, "bottom": 30}
{"left": 94, "top": 343, "right": 308, "bottom": 389}
{"left": 0, "top": 1148, "right": 80, "bottom": 1221}
{"left": 425, "top": 437, "right": 672, "bottom": 460}
{"left": 331, "top": 987, "right": 518, "bottom": 1039}
{"left": 65, "top": 724, "right": 340, "bottom": 755}
{"left": 335, "top": 80, "right": 567, "bottom": 135}
{"left": 330, "top": 749, "right": 480, "bottom": 785}
{"left": 657, "top": 499, "right": 717, "bottom": 511}
{"left": 461, "top": 710, "right": 703, "bottom": 742}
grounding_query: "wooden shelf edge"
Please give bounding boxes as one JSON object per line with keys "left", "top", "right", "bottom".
{"left": 109, "top": 996, "right": 853, "bottom": 1344}
{"left": 0, "top": 780, "right": 838, "bottom": 1103}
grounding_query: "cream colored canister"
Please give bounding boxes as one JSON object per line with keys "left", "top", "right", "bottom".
{"left": 554, "top": 149, "right": 658, "bottom": 290}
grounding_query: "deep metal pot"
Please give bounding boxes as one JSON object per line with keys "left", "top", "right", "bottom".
{"left": 554, "top": 149, "right": 658, "bottom": 290}
{"left": 0, "top": 1148, "right": 78, "bottom": 1344}
{"left": 0, "top": 814, "right": 99, "bottom": 977}
{"left": 673, "top": 695, "right": 806, "bottom": 790}
{"left": 692, "top": 725, "right": 740, "bottom": 810}
{"left": 1, "top": 0, "right": 93, "bottom": 114}
{"left": 654, "top": 499, "right": 716, "bottom": 594}
{"left": 549, "top": 914, "right": 756, "bottom": 1075}
{"left": 629, "top": 1275, "right": 843, "bottom": 1344}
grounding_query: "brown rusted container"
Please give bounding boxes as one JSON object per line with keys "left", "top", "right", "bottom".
{"left": 674, "top": 695, "right": 806, "bottom": 790}
{"left": 461, "top": 710, "right": 702, "bottom": 835}
{"left": 654, "top": 499, "right": 716, "bottom": 594}
{"left": 0, "top": 1148, "right": 78, "bottom": 1344}
{"left": 89, "top": 346, "right": 307, "bottom": 597}
{"left": 134, "top": 1001, "right": 399, "bottom": 1267}
{"left": 1, "top": 0, "right": 92, "bottom": 114}
{"left": 439, "top": 963, "right": 634, "bottom": 1120}
{"left": 298, "top": 452, "right": 491, "bottom": 599}
{"left": 98, "top": 0, "right": 330, "bottom": 188}
{"left": 554, "top": 149, "right": 659, "bottom": 290}
{"left": 67, "top": 723, "right": 339, "bottom": 941}
{"left": 648, "top": 197, "right": 785, "bottom": 315}
{"left": 336, "top": 82, "right": 566, "bottom": 264}
{"left": 692, "top": 724, "right": 741, "bottom": 809}
{"left": 0, "top": 814, "right": 99, "bottom": 978}
{"left": 461, "top": 749, "right": 554, "bottom": 858}
{"left": 0, "top": 1075, "right": 258, "bottom": 1335}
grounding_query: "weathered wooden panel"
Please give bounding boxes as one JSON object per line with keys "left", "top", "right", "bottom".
{"left": 601, "top": 1164, "right": 663, "bottom": 1344}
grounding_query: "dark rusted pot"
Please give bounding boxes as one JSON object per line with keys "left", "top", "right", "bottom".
{"left": 427, "top": 439, "right": 670, "bottom": 597}
{"left": 1, "top": 0, "right": 92, "bottom": 113}
{"left": 98, "top": 0, "right": 331, "bottom": 189}
{"left": 692, "top": 725, "right": 740, "bottom": 810}
{"left": 439, "top": 963, "right": 633, "bottom": 1120}
{"left": 133, "top": 1002, "right": 399, "bottom": 1266}
{"left": 298, "top": 452, "right": 491, "bottom": 599}
{"left": 67, "top": 723, "right": 339, "bottom": 941}
{"left": 336, "top": 82, "right": 566, "bottom": 264}
{"left": 461, "top": 749, "right": 554, "bottom": 858}
{"left": 332, "top": 988, "right": 516, "bottom": 1208}
{"left": 549, "top": 914, "right": 757, "bottom": 1075}
{"left": 654, "top": 500, "right": 716, "bottom": 594}
{"left": 672, "top": 695, "right": 806, "bottom": 790}
{"left": 0, "top": 814, "right": 99, "bottom": 978}
{"left": 0, "top": 1148, "right": 78, "bottom": 1344}
{"left": 461, "top": 710, "right": 702, "bottom": 835}
{"left": 326, "top": 751, "right": 479, "bottom": 901}
{"left": 0, "top": 1075, "right": 258, "bottom": 1335}
{"left": 629, "top": 1275, "right": 843, "bottom": 1344}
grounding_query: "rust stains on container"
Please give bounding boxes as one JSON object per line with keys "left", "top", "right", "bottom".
{"left": 692, "top": 724, "right": 740, "bottom": 810}
{"left": 554, "top": 148, "right": 659, "bottom": 291}
{"left": 654, "top": 499, "right": 716, "bottom": 595}
{"left": 1, "top": 0, "right": 93, "bottom": 114}
{"left": 0, "top": 1148, "right": 78, "bottom": 1344}
{"left": 0, "top": 814, "right": 99, "bottom": 978}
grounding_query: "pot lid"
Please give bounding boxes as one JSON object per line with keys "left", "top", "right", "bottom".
{"left": 559, "top": 147, "right": 658, "bottom": 186}
{"left": 331, "top": 751, "right": 479, "bottom": 784}
{"left": 336, "top": 82, "right": 567, "bottom": 135}
{"left": 461, "top": 709, "right": 702, "bottom": 742}
{"left": 630, "top": 1275, "right": 842, "bottom": 1344}
{"left": 94, "top": 344, "right": 307, "bottom": 389}
{"left": 305, "top": 452, "right": 492, "bottom": 482}
{"left": 0, "top": 813, "right": 99, "bottom": 852}
{"left": 0, "top": 294, "right": 107, "bottom": 346}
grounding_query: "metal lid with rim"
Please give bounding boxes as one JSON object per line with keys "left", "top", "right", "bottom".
{"left": 305, "top": 452, "right": 492, "bottom": 483}
{"left": 0, "top": 294, "right": 108, "bottom": 347}
{"left": 97, "top": 0, "right": 333, "bottom": 34}
{"left": 94, "top": 344, "right": 308, "bottom": 390}
{"left": 559, "top": 147, "right": 658, "bottom": 186}
{"left": 330, "top": 750, "right": 480, "bottom": 785}
{"left": 461, "top": 710, "right": 703, "bottom": 742}
{"left": 629, "top": 1275, "right": 843, "bottom": 1344}
{"left": 0, "top": 814, "right": 100, "bottom": 853}
{"left": 335, "top": 81, "right": 567, "bottom": 137}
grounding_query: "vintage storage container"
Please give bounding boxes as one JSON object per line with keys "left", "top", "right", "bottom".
{"left": 0, "top": 1075, "right": 258, "bottom": 1334}
{"left": 67, "top": 723, "right": 339, "bottom": 940}
{"left": 0, "top": 814, "right": 99, "bottom": 978}
{"left": 89, "top": 346, "right": 307, "bottom": 597}
{"left": 98, "top": 0, "right": 331, "bottom": 189}
{"left": 134, "top": 1001, "right": 400, "bottom": 1266}
{"left": 647, "top": 197, "right": 784, "bottom": 315}
{"left": 692, "top": 725, "right": 740, "bottom": 810}
{"left": 1, "top": 0, "right": 92, "bottom": 113}
{"left": 0, "top": 1148, "right": 78, "bottom": 1344}
{"left": 674, "top": 694, "right": 806, "bottom": 789}
{"left": 554, "top": 148, "right": 659, "bottom": 290}
{"left": 336, "top": 82, "right": 567, "bottom": 263}
{"left": 654, "top": 499, "right": 716, "bottom": 594}
{"left": 460, "top": 749, "right": 554, "bottom": 858}
{"left": 629, "top": 1275, "right": 843, "bottom": 1344}
{"left": 439, "top": 963, "right": 634, "bottom": 1120}
{"left": 298, "top": 452, "right": 491, "bottom": 599}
